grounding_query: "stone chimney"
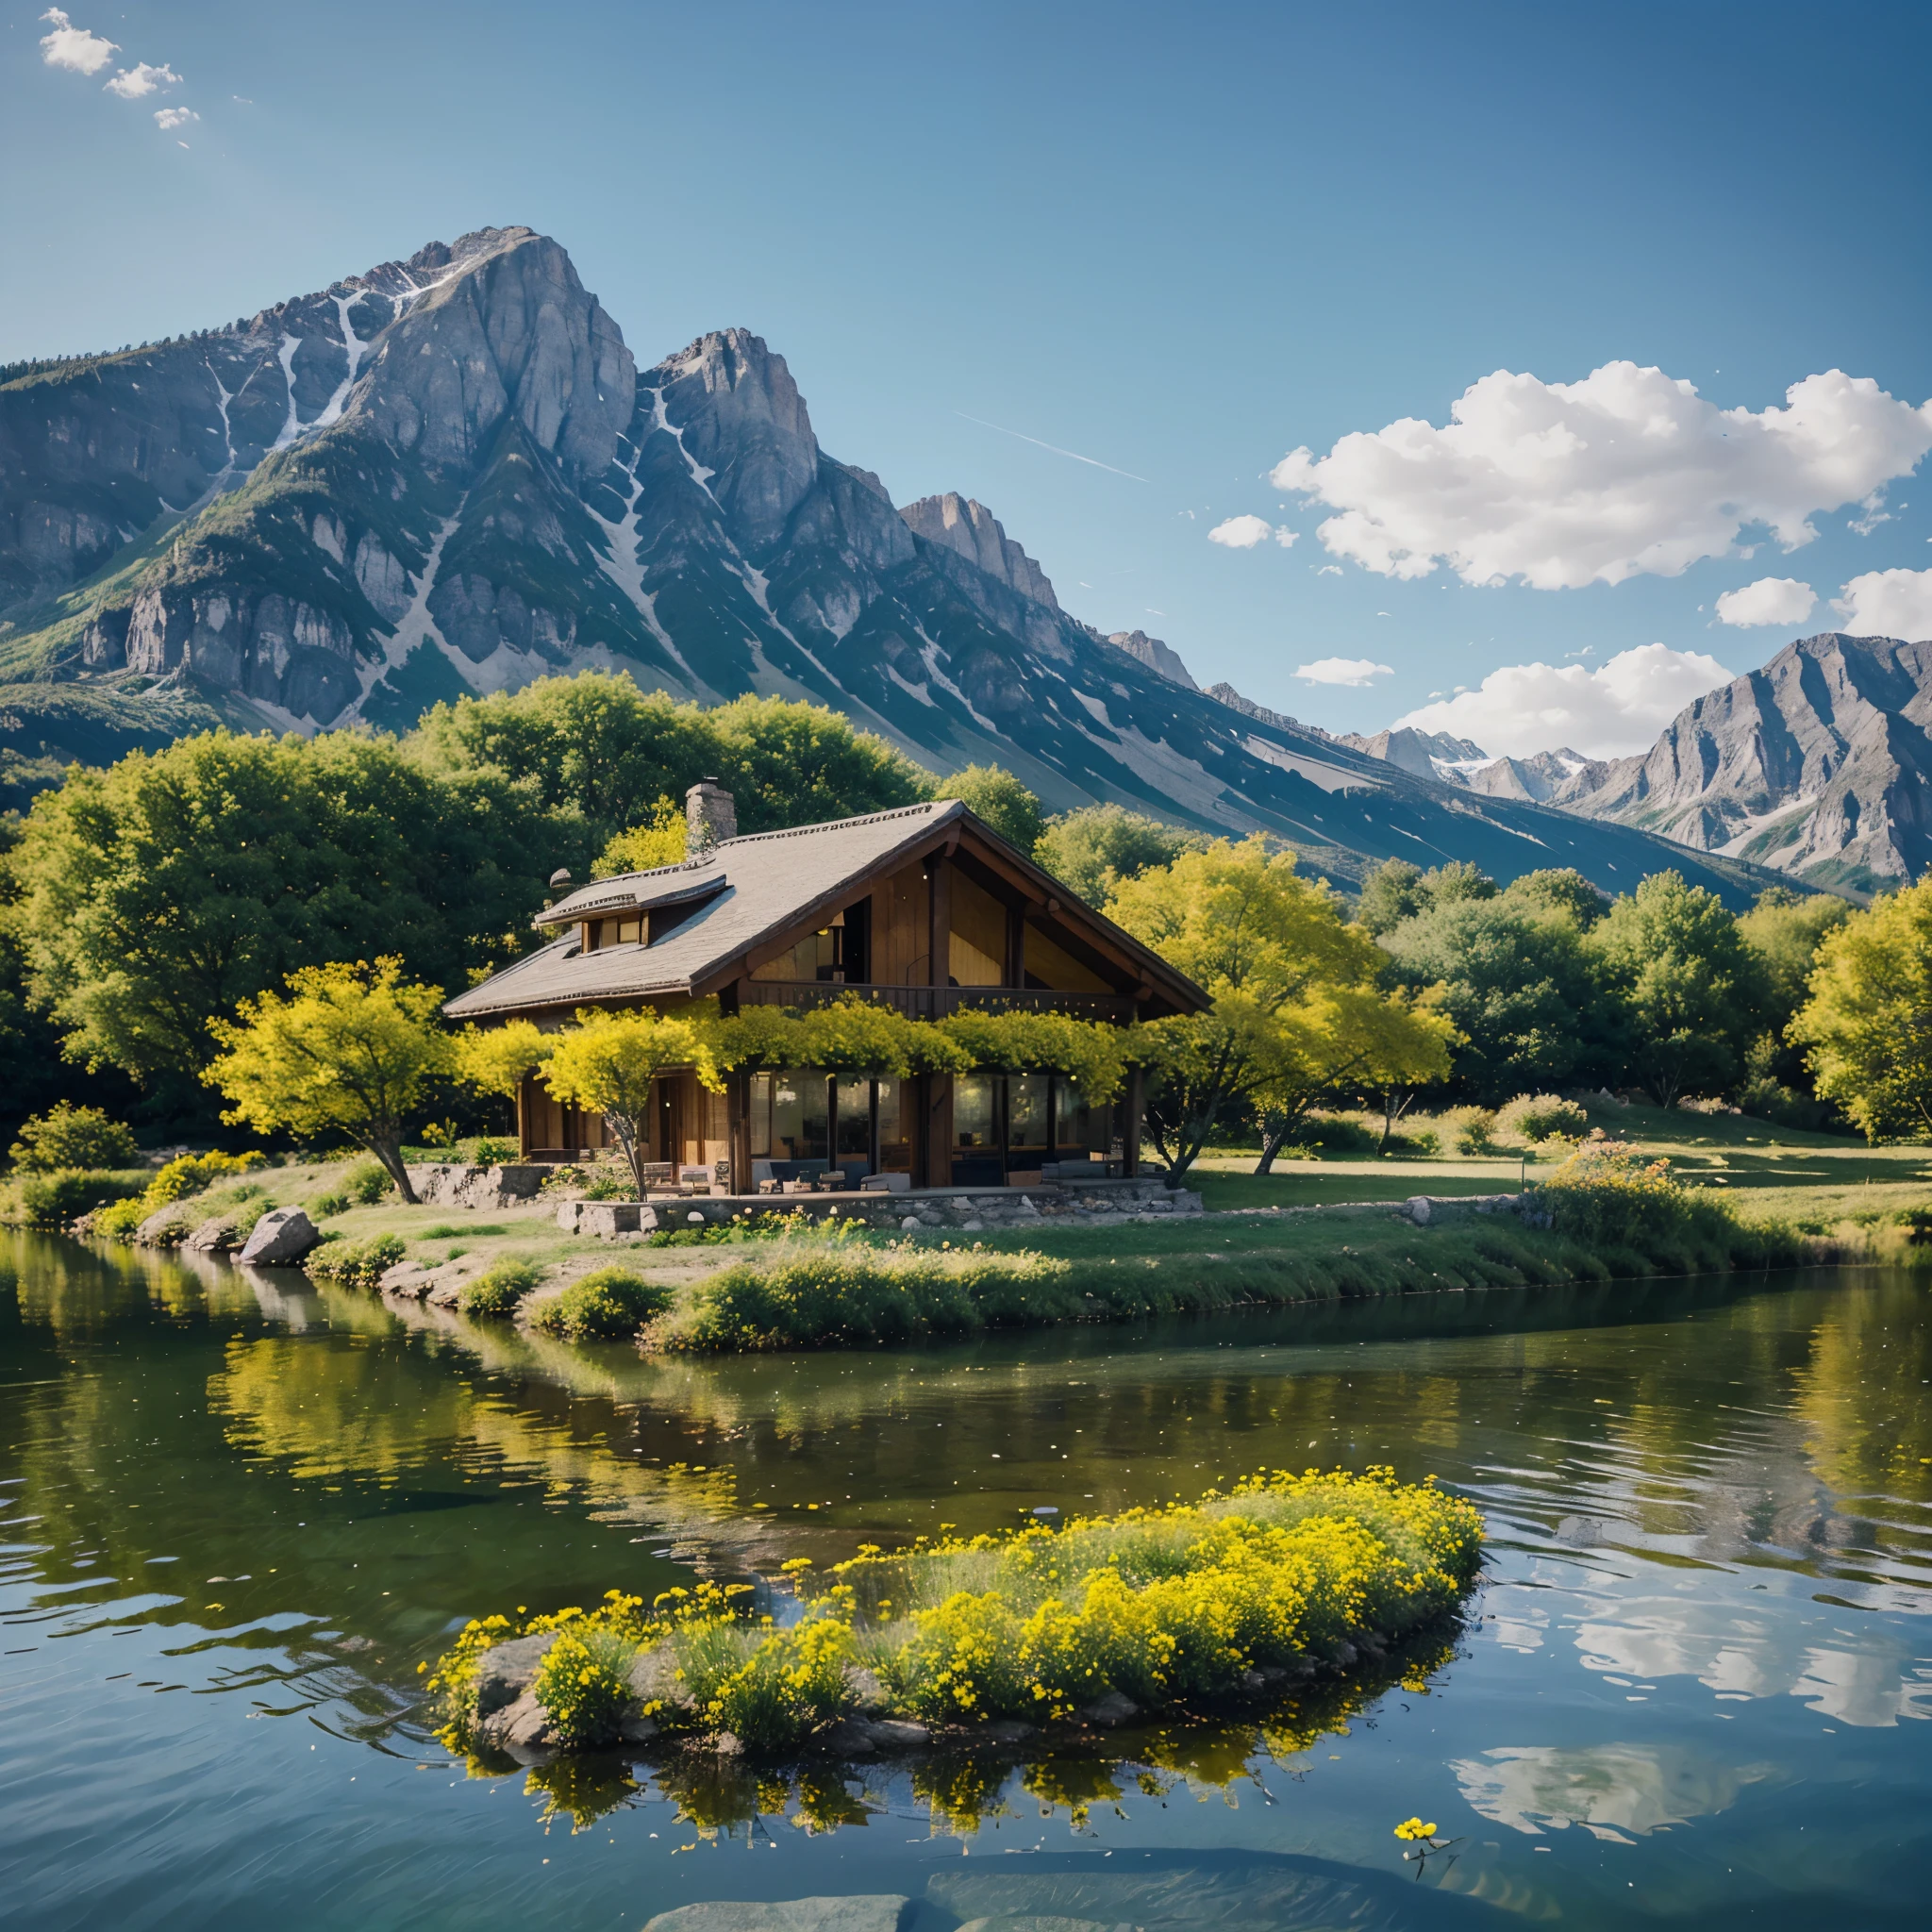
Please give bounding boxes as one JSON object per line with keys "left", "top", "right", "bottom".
{"left": 686, "top": 776, "right": 738, "bottom": 855}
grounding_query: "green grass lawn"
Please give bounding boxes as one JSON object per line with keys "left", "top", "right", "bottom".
{"left": 1181, "top": 1101, "right": 1932, "bottom": 1234}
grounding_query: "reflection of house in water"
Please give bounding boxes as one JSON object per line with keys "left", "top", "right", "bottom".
{"left": 445, "top": 783, "right": 1207, "bottom": 1187}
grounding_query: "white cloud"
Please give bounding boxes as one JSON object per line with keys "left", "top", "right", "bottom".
{"left": 1393, "top": 642, "right": 1733, "bottom": 758}
{"left": 1317, "top": 564, "right": 1342, "bottom": 576}
{"left": 104, "top": 61, "right": 181, "bottom": 99}
{"left": 1715, "top": 576, "right": 1815, "bottom": 628}
{"left": 1273, "top": 363, "right": 1932, "bottom": 590}
{"left": 1835, "top": 568, "right": 1932, "bottom": 640}
{"left": 154, "top": 107, "right": 197, "bottom": 130}
{"left": 1208, "top": 513, "right": 1295, "bottom": 550}
{"left": 39, "top": 8, "right": 117, "bottom": 74}
{"left": 1293, "top": 657, "right": 1393, "bottom": 687}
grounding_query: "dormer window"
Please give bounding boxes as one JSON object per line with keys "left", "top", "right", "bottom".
{"left": 583, "top": 916, "right": 644, "bottom": 951}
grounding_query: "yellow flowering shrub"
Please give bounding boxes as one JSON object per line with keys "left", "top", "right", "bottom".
{"left": 425, "top": 1468, "right": 1482, "bottom": 1760}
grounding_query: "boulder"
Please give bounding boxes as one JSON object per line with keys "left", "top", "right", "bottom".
{"left": 475, "top": 1689, "right": 557, "bottom": 1755}
{"left": 1078, "top": 1690, "right": 1140, "bottom": 1727}
{"left": 863, "top": 1718, "right": 930, "bottom": 1751}
{"left": 813, "top": 1717, "right": 878, "bottom": 1757}
{"left": 185, "top": 1215, "right": 245, "bottom": 1253}
{"left": 136, "top": 1205, "right": 195, "bottom": 1247}
{"left": 1406, "top": 1195, "right": 1433, "bottom": 1226}
{"left": 627, "top": 1642, "right": 692, "bottom": 1718}
{"left": 238, "top": 1207, "right": 320, "bottom": 1266}
{"left": 473, "top": 1632, "right": 558, "bottom": 1719}
{"left": 843, "top": 1665, "right": 889, "bottom": 1712}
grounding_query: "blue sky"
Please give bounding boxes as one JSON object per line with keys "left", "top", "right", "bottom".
{"left": 6, "top": 0, "right": 1931, "bottom": 751}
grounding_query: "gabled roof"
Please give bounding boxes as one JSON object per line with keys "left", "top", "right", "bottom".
{"left": 442, "top": 798, "right": 1208, "bottom": 1024}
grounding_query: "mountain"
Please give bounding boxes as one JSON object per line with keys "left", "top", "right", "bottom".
{"left": 1106, "top": 628, "right": 1198, "bottom": 691}
{"left": 1339, "top": 725, "right": 1488, "bottom": 778}
{"left": 0, "top": 225, "right": 1798, "bottom": 908}
{"left": 1546, "top": 632, "right": 1932, "bottom": 892}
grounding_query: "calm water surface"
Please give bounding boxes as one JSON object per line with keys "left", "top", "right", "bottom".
{"left": 3, "top": 1234, "right": 1930, "bottom": 1929}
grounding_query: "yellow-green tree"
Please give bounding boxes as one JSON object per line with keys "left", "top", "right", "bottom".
{"left": 593, "top": 794, "right": 687, "bottom": 878}
{"left": 1107, "top": 836, "right": 1451, "bottom": 1176}
{"left": 541, "top": 1008, "right": 721, "bottom": 1195}
{"left": 203, "top": 958, "right": 454, "bottom": 1203}
{"left": 1790, "top": 880, "right": 1932, "bottom": 1141}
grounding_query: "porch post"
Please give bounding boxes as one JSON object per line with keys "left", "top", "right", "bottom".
{"left": 517, "top": 1074, "right": 534, "bottom": 1159}
{"left": 727, "top": 1070, "right": 752, "bottom": 1196}
{"left": 924, "top": 1073, "right": 954, "bottom": 1190}
{"left": 1123, "top": 1063, "right": 1145, "bottom": 1178}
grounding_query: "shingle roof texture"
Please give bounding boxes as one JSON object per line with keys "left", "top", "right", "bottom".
{"left": 443, "top": 800, "right": 962, "bottom": 1021}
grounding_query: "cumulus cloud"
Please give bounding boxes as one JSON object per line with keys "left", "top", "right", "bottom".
{"left": 1392, "top": 642, "right": 1733, "bottom": 758}
{"left": 104, "top": 61, "right": 181, "bottom": 99}
{"left": 1208, "top": 514, "right": 1295, "bottom": 550}
{"left": 1273, "top": 362, "right": 1932, "bottom": 590}
{"left": 154, "top": 107, "right": 197, "bottom": 129}
{"left": 1715, "top": 576, "right": 1815, "bottom": 628}
{"left": 39, "top": 8, "right": 117, "bottom": 74}
{"left": 1835, "top": 568, "right": 1932, "bottom": 640}
{"left": 1293, "top": 657, "right": 1393, "bottom": 687}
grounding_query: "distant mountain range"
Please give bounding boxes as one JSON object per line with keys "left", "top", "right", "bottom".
{"left": 1334, "top": 633, "right": 1932, "bottom": 895}
{"left": 0, "top": 225, "right": 1798, "bottom": 908}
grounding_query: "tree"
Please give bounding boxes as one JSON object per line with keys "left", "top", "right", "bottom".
{"left": 408, "top": 675, "right": 931, "bottom": 842}
{"left": 939, "top": 765, "right": 1045, "bottom": 853}
{"left": 1789, "top": 880, "right": 1932, "bottom": 1140}
{"left": 8, "top": 1102, "right": 140, "bottom": 1173}
{"left": 1501, "top": 868, "right": 1609, "bottom": 929}
{"left": 593, "top": 794, "right": 687, "bottom": 878}
{"left": 1381, "top": 899, "right": 1613, "bottom": 1102}
{"left": 1357, "top": 858, "right": 1496, "bottom": 937}
{"left": 1586, "top": 872, "right": 1761, "bottom": 1108}
{"left": 204, "top": 959, "right": 455, "bottom": 1203}
{"left": 1738, "top": 886, "right": 1852, "bottom": 1090}
{"left": 1033, "top": 804, "right": 1202, "bottom": 907}
{"left": 1107, "top": 836, "right": 1448, "bottom": 1176}
{"left": 540, "top": 1008, "right": 721, "bottom": 1197}
{"left": 8, "top": 729, "right": 573, "bottom": 1089}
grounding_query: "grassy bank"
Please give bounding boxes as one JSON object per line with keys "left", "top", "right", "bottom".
{"left": 428, "top": 1466, "right": 1483, "bottom": 1759}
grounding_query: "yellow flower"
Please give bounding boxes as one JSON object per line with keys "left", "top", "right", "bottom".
{"left": 1393, "top": 1817, "right": 1437, "bottom": 1841}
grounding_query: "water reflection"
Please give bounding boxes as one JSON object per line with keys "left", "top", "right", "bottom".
{"left": 8, "top": 1233, "right": 1932, "bottom": 1927}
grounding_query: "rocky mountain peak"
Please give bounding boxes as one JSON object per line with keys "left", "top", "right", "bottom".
{"left": 1106, "top": 629, "right": 1197, "bottom": 691}
{"left": 654, "top": 329, "right": 819, "bottom": 551}
{"left": 898, "top": 493, "right": 1058, "bottom": 610}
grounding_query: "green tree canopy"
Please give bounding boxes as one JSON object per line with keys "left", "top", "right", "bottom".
{"left": 540, "top": 1008, "right": 720, "bottom": 1197}
{"left": 8, "top": 730, "right": 567, "bottom": 1086}
{"left": 203, "top": 958, "right": 454, "bottom": 1202}
{"left": 1500, "top": 867, "right": 1609, "bottom": 928}
{"left": 1381, "top": 899, "right": 1613, "bottom": 1102}
{"left": 1357, "top": 858, "right": 1498, "bottom": 937}
{"left": 1586, "top": 871, "right": 1762, "bottom": 1108}
{"left": 408, "top": 674, "right": 931, "bottom": 841}
{"left": 1790, "top": 880, "right": 1932, "bottom": 1141}
{"left": 1107, "top": 836, "right": 1448, "bottom": 1174}
{"left": 938, "top": 765, "right": 1045, "bottom": 853}
{"left": 1033, "top": 804, "right": 1202, "bottom": 908}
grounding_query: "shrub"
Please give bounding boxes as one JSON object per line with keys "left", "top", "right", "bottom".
{"left": 1287, "top": 1112, "right": 1381, "bottom": 1155}
{"left": 309, "top": 1191, "right": 351, "bottom": 1219}
{"left": 9, "top": 1103, "right": 140, "bottom": 1174}
{"left": 531, "top": 1628, "right": 638, "bottom": 1749}
{"left": 1534, "top": 1140, "right": 1719, "bottom": 1252}
{"left": 459, "top": 1257, "right": 542, "bottom": 1317}
{"left": 306, "top": 1233, "right": 407, "bottom": 1288}
{"left": 343, "top": 1158, "right": 393, "bottom": 1206}
{"left": 464, "top": 1135, "right": 518, "bottom": 1165}
{"left": 426, "top": 1469, "right": 1484, "bottom": 1758}
{"left": 666, "top": 1241, "right": 1073, "bottom": 1352}
{"left": 1495, "top": 1094, "right": 1589, "bottom": 1142}
{"left": 146, "top": 1150, "right": 266, "bottom": 1205}
{"left": 18, "top": 1169, "right": 145, "bottom": 1224}
{"left": 529, "top": 1268, "right": 673, "bottom": 1339}
{"left": 1436, "top": 1106, "right": 1498, "bottom": 1155}
{"left": 89, "top": 1194, "right": 153, "bottom": 1240}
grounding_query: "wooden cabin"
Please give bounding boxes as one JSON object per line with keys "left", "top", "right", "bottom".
{"left": 442, "top": 783, "right": 1208, "bottom": 1189}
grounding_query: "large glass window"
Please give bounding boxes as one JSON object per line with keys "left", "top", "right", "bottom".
{"left": 769, "top": 1069, "right": 828, "bottom": 1161}
{"left": 1008, "top": 1074, "right": 1049, "bottom": 1158}
{"left": 1053, "top": 1076, "right": 1110, "bottom": 1156}
{"left": 834, "top": 1076, "right": 873, "bottom": 1163}
{"left": 953, "top": 1074, "right": 996, "bottom": 1150}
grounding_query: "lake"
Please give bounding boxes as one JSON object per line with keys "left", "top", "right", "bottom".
{"left": 3, "top": 1232, "right": 1929, "bottom": 1929}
